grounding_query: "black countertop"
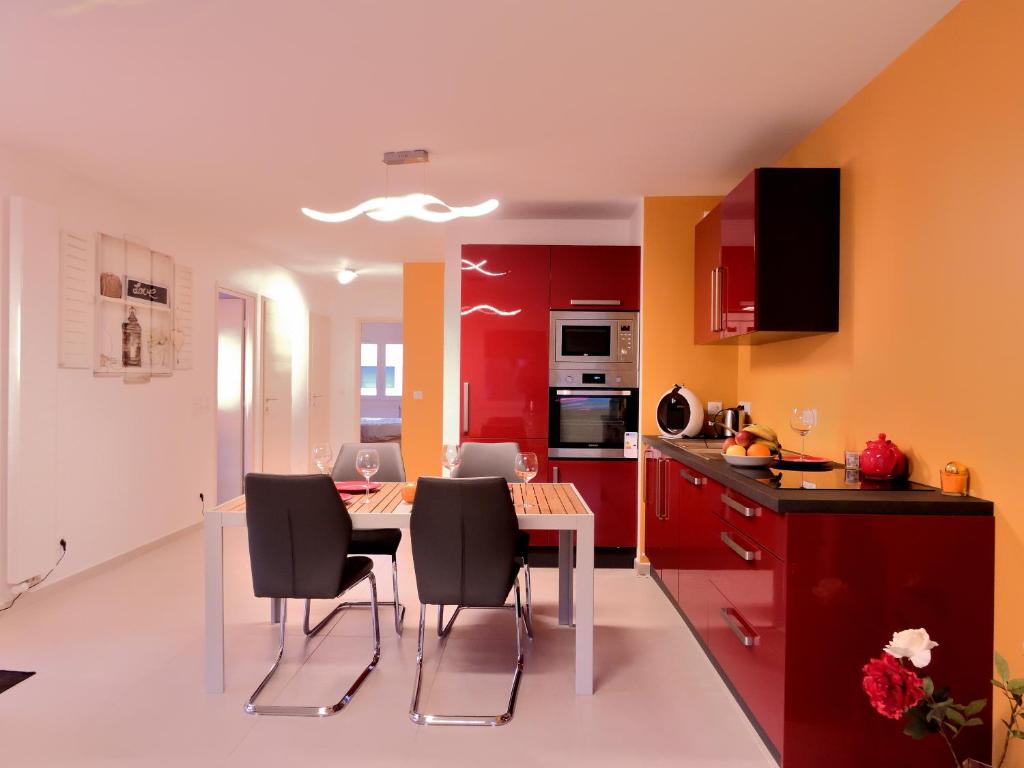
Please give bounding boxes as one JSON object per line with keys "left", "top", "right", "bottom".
{"left": 644, "top": 435, "right": 993, "bottom": 516}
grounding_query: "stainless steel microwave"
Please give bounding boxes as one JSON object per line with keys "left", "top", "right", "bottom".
{"left": 549, "top": 311, "right": 638, "bottom": 367}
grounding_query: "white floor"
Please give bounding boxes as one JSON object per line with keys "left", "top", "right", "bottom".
{"left": 0, "top": 527, "right": 776, "bottom": 767}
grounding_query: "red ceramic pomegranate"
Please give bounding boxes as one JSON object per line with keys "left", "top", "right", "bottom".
{"left": 859, "top": 433, "right": 908, "bottom": 480}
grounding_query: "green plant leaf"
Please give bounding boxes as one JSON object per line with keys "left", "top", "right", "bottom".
{"left": 946, "top": 708, "right": 967, "bottom": 727}
{"left": 903, "top": 716, "right": 930, "bottom": 739}
{"left": 1008, "top": 678, "right": 1024, "bottom": 695}
{"left": 993, "top": 679, "right": 1007, "bottom": 691}
{"left": 922, "top": 676, "right": 935, "bottom": 697}
{"left": 996, "top": 652, "right": 1010, "bottom": 681}
{"left": 965, "top": 718, "right": 983, "bottom": 727}
{"left": 964, "top": 699, "right": 987, "bottom": 716}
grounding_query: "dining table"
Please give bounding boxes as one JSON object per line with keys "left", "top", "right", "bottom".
{"left": 203, "top": 481, "right": 596, "bottom": 696}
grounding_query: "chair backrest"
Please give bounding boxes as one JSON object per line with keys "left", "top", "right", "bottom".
{"left": 244, "top": 473, "right": 352, "bottom": 600}
{"left": 332, "top": 442, "right": 407, "bottom": 482}
{"left": 451, "top": 441, "right": 521, "bottom": 482}
{"left": 410, "top": 477, "right": 520, "bottom": 607}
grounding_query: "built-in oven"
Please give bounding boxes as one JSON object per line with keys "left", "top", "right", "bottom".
{"left": 550, "top": 311, "right": 638, "bottom": 368}
{"left": 548, "top": 379, "right": 639, "bottom": 458}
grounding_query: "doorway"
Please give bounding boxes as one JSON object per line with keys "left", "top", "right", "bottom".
{"left": 358, "top": 321, "right": 402, "bottom": 443}
{"left": 215, "top": 289, "right": 255, "bottom": 504}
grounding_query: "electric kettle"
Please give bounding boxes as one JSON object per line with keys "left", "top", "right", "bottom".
{"left": 712, "top": 405, "right": 747, "bottom": 437}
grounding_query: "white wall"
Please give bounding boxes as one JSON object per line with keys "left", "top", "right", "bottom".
{"left": 0, "top": 144, "right": 337, "bottom": 595}
{"left": 441, "top": 218, "right": 639, "bottom": 442}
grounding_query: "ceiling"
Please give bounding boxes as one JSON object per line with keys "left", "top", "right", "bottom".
{"left": 0, "top": 0, "right": 958, "bottom": 279}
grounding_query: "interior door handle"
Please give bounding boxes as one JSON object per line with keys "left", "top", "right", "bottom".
{"left": 721, "top": 531, "right": 760, "bottom": 561}
{"left": 721, "top": 607, "right": 758, "bottom": 647}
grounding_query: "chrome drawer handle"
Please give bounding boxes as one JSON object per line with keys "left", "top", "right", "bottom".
{"left": 569, "top": 299, "right": 621, "bottom": 306}
{"left": 721, "top": 493, "right": 760, "bottom": 518}
{"left": 679, "top": 468, "right": 704, "bottom": 487}
{"left": 721, "top": 531, "right": 760, "bottom": 561}
{"left": 721, "top": 607, "right": 758, "bottom": 647}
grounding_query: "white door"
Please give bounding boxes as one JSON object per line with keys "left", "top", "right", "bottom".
{"left": 216, "top": 293, "right": 246, "bottom": 502}
{"left": 261, "top": 297, "right": 292, "bottom": 473}
{"left": 308, "top": 312, "right": 331, "bottom": 470}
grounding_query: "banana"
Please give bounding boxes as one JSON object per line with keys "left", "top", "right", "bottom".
{"left": 744, "top": 423, "right": 779, "bottom": 443}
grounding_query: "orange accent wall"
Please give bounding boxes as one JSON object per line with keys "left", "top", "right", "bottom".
{"left": 401, "top": 263, "right": 445, "bottom": 480}
{"left": 639, "top": 197, "right": 737, "bottom": 557}
{"left": 728, "top": 0, "right": 1022, "bottom": 758}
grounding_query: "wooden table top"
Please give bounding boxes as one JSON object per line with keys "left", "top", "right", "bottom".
{"left": 215, "top": 481, "right": 591, "bottom": 516}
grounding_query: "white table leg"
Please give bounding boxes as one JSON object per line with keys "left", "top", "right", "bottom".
{"left": 575, "top": 519, "right": 594, "bottom": 695}
{"left": 204, "top": 511, "right": 225, "bottom": 694}
{"left": 558, "top": 530, "right": 573, "bottom": 626}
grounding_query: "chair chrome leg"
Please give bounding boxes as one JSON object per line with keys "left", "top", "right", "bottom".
{"left": 245, "top": 572, "right": 381, "bottom": 717}
{"left": 522, "top": 563, "right": 534, "bottom": 639}
{"left": 409, "top": 578, "right": 526, "bottom": 727}
{"left": 305, "top": 558, "right": 404, "bottom": 637}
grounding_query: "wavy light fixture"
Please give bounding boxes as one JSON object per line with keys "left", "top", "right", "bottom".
{"left": 461, "top": 304, "right": 522, "bottom": 317}
{"left": 460, "top": 259, "right": 508, "bottom": 276}
{"left": 302, "top": 149, "right": 499, "bottom": 224}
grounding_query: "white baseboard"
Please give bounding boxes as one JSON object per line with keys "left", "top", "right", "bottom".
{"left": 2, "top": 521, "right": 202, "bottom": 611}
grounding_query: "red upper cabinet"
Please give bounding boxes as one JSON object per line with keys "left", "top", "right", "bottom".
{"left": 549, "top": 246, "right": 641, "bottom": 311}
{"left": 693, "top": 205, "right": 723, "bottom": 344}
{"left": 461, "top": 245, "right": 550, "bottom": 440}
{"left": 694, "top": 168, "right": 840, "bottom": 344}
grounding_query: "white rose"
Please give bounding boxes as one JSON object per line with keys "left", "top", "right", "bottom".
{"left": 884, "top": 628, "right": 938, "bottom": 668}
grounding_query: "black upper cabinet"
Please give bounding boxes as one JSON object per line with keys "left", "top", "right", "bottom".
{"left": 695, "top": 167, "right": 840, "bottom": 344}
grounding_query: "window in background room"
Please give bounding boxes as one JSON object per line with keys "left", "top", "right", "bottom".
{"left": 358, "top": 322, "right": 402, "bottom": 443}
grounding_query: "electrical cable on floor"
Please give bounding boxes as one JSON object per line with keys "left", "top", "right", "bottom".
{"left": 0, "top": 540, "right": 67, "bottom": 615}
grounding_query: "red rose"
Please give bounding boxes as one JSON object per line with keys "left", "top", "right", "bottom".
{"left": 862, "top": 653, "right": 925, "bottom": 720}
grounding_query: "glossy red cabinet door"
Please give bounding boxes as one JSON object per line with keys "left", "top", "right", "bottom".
{"left": 693, "top": 205, "right": 723, "bottom": 344}
{"left": 549, "top": 246, "right": 641, "bottom": 311}
{"left": 720, "top": 171, "right": 756, "bottom": 337}
{"left": 671, "top": 465, "right": 718, "bottom": 640}
{"left": 551, "top": 458, "right": 638, "bottom": 549}
{"left": 461, "top": 245, "right": 550, "bottom": 440}
{"left": 643, "top": 451, "right": 668, "bottom": 580}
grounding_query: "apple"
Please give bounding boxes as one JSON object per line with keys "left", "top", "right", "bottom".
{"left": 735, "top": 430, "right": 755, "bottom": 448}
{"left": 722, "top": 437, "right": 737, "bottom": 451}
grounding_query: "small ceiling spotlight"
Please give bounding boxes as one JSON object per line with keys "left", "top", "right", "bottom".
{"left": 336, "top": 269, "right": 358, "bottom": 285}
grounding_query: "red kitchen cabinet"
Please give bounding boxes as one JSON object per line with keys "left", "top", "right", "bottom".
{"left": 551, "top": 458, "right": 637, "bottom": 549}
{"left": 461, "top": 245, "right": 550, "bottom": 440}
{"left": 693, "top": 205, "right": 723, "bottom": 344}
{"left": 671, "top": 465, "right": 720, "bottom": 640}
{"left": 549, "top": 246, "right": 641, "bottom": 311}
{"left": 694, "top": 168, "right": 840, "bottom": 344}
{"left": 644, "top": 450, "right": 670, "bottom": 583}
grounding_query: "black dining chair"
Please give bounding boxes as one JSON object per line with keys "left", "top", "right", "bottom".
{"left": 244, "top": 473, "right": 380, "bottom": 717}
{"left": 452, "top": 441, "right": 533, "bottom": 637}
{"left": 331, "top": 441, "right": 406, "bottom": 635}
{"left": 408, "top": 477, "right": 528, "bottom": 726}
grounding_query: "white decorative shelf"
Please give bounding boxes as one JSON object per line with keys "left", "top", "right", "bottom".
{"left": 97, "top": 294, "right": 171, "bottom": 313}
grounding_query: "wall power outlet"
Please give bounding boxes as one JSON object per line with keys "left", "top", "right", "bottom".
{"left": 738, "top": 401, "right": 752, "bottom": 418}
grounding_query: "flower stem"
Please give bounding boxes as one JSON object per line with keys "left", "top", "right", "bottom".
{"left": 939, "top": 730, "right": 960, "bottom": 768}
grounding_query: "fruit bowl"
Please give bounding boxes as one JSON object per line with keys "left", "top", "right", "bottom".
{"left": 722, "top": 453, "right": 778, "bottom": 468}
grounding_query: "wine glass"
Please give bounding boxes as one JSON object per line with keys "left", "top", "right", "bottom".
{"left": 789, "top": 407, "right": 818, "bottom": 463}
{"left": 355, "top": 448, "right": 380, "bottom": 505}
{"left": 441, "top": 444, "right": 461, "bottom": 476}
{"left": 514, "top": 452, "right": 539, "bottom": 510}
{"left": 312, "top": 443, "right": 333, "bottom": 475}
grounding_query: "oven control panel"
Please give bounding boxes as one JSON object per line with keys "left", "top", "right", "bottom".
{"left": 549, "top": 368, "right": 638, "bottom": 388}
{"left": 618, "top": 323, "right": 634, "bottom": 358}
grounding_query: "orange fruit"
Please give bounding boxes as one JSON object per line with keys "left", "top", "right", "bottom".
{"left": 400, "top": 482, "right": 417, "bottom": 503}
{"left": 725, "top": 445, "right": 747, "bottom": 457}
{"left": 747, "top": 443, "right": 772, "bottom": 457}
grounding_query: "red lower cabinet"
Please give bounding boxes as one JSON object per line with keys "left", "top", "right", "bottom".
{"left": 650, "top": 453, "right": 994, "bottom": 767}
{"left": 550, "top": 459, "right": 638, "bottom": 549}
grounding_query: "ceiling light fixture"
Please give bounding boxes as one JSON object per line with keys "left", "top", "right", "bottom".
{"left": 336, "top": 269, "right": 358, "bottom": 285}
{"left": 302, "top": 150, "right": 499, "bottom": 224}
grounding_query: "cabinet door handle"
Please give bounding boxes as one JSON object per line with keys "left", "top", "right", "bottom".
{"left": 553, "top": 466, "right": 560, "bottom": 483}
{"left": 709, "top": 269, "right": 718, "bottom": 332}
{"left": 721, "top": 493, "right": 760, "bottom": 518}
{"left": 569, "top": 299, "right": 621, "bottom": 306}
{"left": 462, "top": 382, "right": 470, "bottom": 434}
{"left": 720, "top": 607, "right": 758, "bottom": 647}
{"left": 721, "top": 531, "right": 760, "bottom": 561}
{"left": 656, "top": 459, "right": 666, "bottom": 520}
{"left": 679, "top": 468, "right": 705, "bottom": 487}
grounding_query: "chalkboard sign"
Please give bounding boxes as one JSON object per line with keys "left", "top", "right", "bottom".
{"left": 126, "top": 279, "right": 168, "bottom": 305}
